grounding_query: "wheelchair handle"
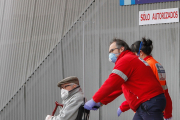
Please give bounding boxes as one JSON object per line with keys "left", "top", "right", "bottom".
{"left": 52, "top": 101, "right": 63, "bottom": 116}
{"left": 93, "top": 106, "right": 100, "bottom": 109}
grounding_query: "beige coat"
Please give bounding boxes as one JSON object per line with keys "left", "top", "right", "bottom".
{"left": 51, "top": 87, "right": 84, "bottom": 120}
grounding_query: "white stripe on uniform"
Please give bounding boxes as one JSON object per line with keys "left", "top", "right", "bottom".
{"left": 112, "top": 69, "right": 128, "bottom": 82}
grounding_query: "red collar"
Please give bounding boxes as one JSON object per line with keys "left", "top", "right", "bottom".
{"left": 144, "top": 55, "right": 152, "bottom": 61}
{"left": 115, "top": 50, "right": 131, "bottom": 63}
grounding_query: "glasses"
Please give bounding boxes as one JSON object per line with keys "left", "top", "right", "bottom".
{"left": 60, "top": 84, "right": 73, "bottom": 89}
{"left": 109, "top": 48, "right": 119, "bottom": 53}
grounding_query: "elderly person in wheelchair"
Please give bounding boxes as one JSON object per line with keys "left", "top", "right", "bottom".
{"left": 45, "top": 76, "right": 89, "bottom": 120}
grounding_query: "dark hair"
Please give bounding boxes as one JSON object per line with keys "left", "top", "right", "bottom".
{"left": 131, "top": 37, "right": 153, "bottom": 55}
{"left": 110, "top": 38, "right": 131, "bottom": 51}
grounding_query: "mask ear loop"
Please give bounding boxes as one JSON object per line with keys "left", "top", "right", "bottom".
{"left": 137, "top": 42, "right": 143, "bottom": 56}
{"left": 68, "top": 83, "right": 80, "bottom": 92}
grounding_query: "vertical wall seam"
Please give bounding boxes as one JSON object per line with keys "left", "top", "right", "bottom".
{"left": 0, "top": 0, "right": 6, "bottom": 41}
{"left": 60, "top": 0, "right": 68, "bottom": 79}
{"left": 61, "top": 0, "right": 68, "bottom": 38}
{"left": 24, "top": 0, "right": 37, "bottom": 81}
{"left": 97, "top": 0, "right": 102, "bottom": 119}
{"left": 24, "top": 85, "right": 26, "bottom": 120}
{"left": 0, "top": 0, "right": 6, "bottom": 111}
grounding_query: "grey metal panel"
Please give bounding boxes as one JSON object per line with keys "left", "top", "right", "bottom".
{"left": 0, "top": 0, "right": 94, "bottom": 110}
{"left": 23, "top": 34, "right": 72, "bottom": 120}
{"left": 25, "top": 47, "right": 63, "bottom": 120}
{"left": 62, "top": 0, "right": 95, "bottom": 36}
{"left": 0, "top": 0, "right": 5, "bottom": 37}
{"left": 0, "top": 0, "right": 35, "bottom": 110}
{"left": 0, "top": 86, "right": 25, "bottom": 120}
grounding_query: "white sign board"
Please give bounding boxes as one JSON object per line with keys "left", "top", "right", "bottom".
{"left": 139, "top": 8, "right": 179, "bottom": 25}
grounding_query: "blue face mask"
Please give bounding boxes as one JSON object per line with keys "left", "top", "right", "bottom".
{"left": 109, "top": 53, "right": 120, "bottom": 63}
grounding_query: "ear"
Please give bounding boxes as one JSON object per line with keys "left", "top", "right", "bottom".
{"left": 120, "top": 47, "right": 125, "bottom": 53}
{"left": 139, "top": 50, "right": 144, "bottom": 56}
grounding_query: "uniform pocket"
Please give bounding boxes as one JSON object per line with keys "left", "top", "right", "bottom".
{"left": 127, "top": 90, "right": 139, "bottom": 106}
{"left": 141, "top": 102, "right": 153, "bottom": 112}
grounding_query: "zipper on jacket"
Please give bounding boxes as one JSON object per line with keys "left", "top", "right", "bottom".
{"left": 129, "top": 91, "right": 139, "bottom": 99}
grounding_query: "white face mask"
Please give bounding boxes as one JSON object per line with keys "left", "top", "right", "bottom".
{"left": 61, "top": 89, "right": 69, "bottom": 100}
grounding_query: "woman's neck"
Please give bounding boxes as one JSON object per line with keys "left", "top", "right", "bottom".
{"left": 141, "top": 54, "right": 148, "bottom": 59}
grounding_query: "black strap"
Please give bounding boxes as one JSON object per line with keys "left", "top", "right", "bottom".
{"left": 75, "top": 104, "right": 90, "bottom": 120}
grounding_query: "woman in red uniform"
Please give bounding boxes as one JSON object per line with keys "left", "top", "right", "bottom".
{"left": 130, "top": 37, "right": 172, "bottom": 120}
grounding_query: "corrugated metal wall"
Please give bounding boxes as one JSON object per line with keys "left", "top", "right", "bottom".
{"left": 0, "top": 0, "right": 94, "bottom": 111}
{"left": 0, "top": 0, "right": 180, "bottom": 120}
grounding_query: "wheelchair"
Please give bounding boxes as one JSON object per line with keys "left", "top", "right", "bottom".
{"left": 75, "top": 104, "right": 90, "bottom": 120}
{"left": 52, "top": 101, "right": 90, "bottom": 120}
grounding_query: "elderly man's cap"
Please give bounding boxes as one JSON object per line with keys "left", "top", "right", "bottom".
{"left": 57, "top": 76, "right": 79, "bottom": 87}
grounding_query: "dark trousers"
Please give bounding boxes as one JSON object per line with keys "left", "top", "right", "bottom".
{"left": 133, "top": 94, "right": 166, "bottom": 120}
